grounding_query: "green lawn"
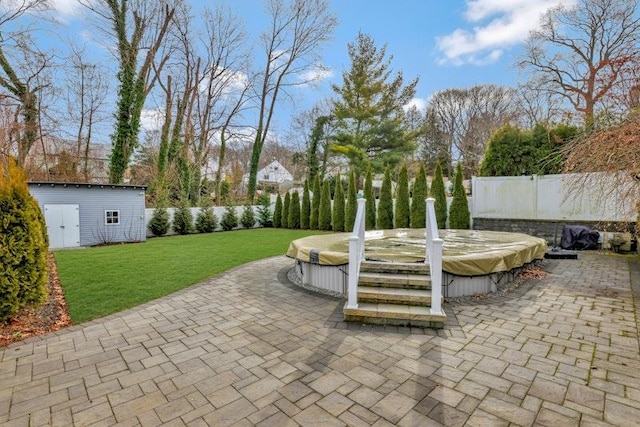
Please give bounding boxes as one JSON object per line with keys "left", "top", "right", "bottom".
{"left": 54, "top": 228, "right": 323, "bottom": 324}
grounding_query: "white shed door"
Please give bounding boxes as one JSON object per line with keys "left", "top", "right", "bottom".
{"left": 44, "top": 204, "right": 80, "bottom": 249}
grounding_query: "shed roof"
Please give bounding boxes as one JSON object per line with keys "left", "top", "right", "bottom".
{"left": 28, "top": 182, "right": 147, "bottom": 190}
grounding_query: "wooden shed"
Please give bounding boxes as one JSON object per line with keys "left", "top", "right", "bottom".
{"left": 28, "top": 182, "right": 147, "bottom": 249}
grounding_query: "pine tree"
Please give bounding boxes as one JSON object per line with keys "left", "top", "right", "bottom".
{"left": 364, "top": 167, "right": 376, "bottom": 229}
{"left": 173, "top": 203, "right": 193, "bottom": 235}
{"left": 220, "top": 205, "right": 239, "bottom": 231}
{"left": 345, "top": 170, "right": 357, "bottom": 232}
{"left": 431, "top": 162, "right": 447, "bottom": 229}
{"left": 282, "top": 192, "right": 291, "bottom": 228}
{"left": 410, "top": 163, "right": 427, "bottom": 228}
{"left": 377, "top": 166, "right": 394, "bottom": 229}
{"left": 0, "top": 158, "right": 48, "bottom": 321}
{"left": 288, "top": 191, "right": 301, "bottom": 229}
{"left": 240, "top": 205, "right": 256, "bottom": 229}
{"left": 394, "top": 163, "right": 410, "bottom": 228}
{"left": 449, "top": 163, "right": 470, "bottom": 229}
{"left": 273, "top": 194, "right": 283, "bottom": 228}
{"left": 301, "top": 180, "right": 310, "bottom": 229}
{"left": 149, "top": 206, "right": 170, "bottom": 236}
{"left": 256, "top": 194, "right": 272, "bottom": 227}
{"left": 310, "top": 174, "right": 321, "bottom": 230}
{"left": 195, "top": 206, "right": 218, "bottom": 233}
{"left": 332, "top": 173, "right": 345, "bottom": 232}
{"left": 318, "top": 179, "right": 332, "bottom": 231}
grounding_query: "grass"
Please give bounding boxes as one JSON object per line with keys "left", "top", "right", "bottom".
{"left": 54, "top": 228, "right": 324, "bottom": 324}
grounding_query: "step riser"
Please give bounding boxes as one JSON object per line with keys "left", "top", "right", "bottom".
{"left": 358, "top": 294, "right": 431, "bottom": 306}
{"left": 343, "top": 314, "right": 444, "bottom": 329}
{"left": 360, "top": 262, "right": 430, "bottom": 275}
{"left": 358, "top": 277, "right": 431, "bottom": 289}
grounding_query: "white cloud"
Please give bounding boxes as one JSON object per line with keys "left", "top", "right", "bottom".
{"left": 299, "top": 66, "right": 334, "bottom": 83}
{"left": 50, "top": 0, "right": 84, "bottom": 17}
{"left": 140, "top": 109, "right": 164, "bottom": 132}
{"left": 436, "top": 0, "right": 577, "bottom": 66}
{"left": 404, "top": 97, "right": 428, "bottom": 112}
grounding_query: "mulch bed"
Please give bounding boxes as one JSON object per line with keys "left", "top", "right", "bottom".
{"left": 0, "top": 254, "right": 72, "bottom": 347}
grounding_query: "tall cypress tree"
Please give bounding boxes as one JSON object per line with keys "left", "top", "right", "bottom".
{"left": 282, "top": 192, "right": 291, "bottom": 229}
{"left": 431, "top": 162, "right": 447, "bottom": 229}
{"left": 345, "top": 169, "right": 357, "bottom": 232}
{"left": 318, "top": 179, "right": 333, "bottom": 231}
{"left": 449, "top": 163, "right": 470, "bottom": 229}
{"left": 377, "top": 166, "right": 394, "bottom": 229}
{"left": 289, "top": 191, "right": 301, "bottom": 229}
{"left": 364, "top": 167, "right": 376, "bottom": 229}
{"left": 394, "top": 163, "right": 410, "bottom": 228}
{"left": 301, "top": 180, "right": 311, "bottom": 229}
{"left": 310, "top": 174, "right": 321, "bottom": 230}
{"left": 332, "top": 173, "right": 345, "bottom": 232}
{"left": 411, "top": 163, "right": 427, "bottom": 228}
{"left": 273, "top": 194, "right": 283, "bottom": 228}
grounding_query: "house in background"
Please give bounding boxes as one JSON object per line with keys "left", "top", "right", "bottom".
{"left": 243, "top": 160, "right": 294, "bottom": 192}
{"left": 29, "top": 182, "right": 147, "bottom": 249}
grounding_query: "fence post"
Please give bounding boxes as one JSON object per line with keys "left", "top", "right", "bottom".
{"left": 430, "top": 238, "right": 443, "bottom": 315}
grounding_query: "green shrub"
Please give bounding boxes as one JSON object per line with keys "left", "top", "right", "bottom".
{"left": 395, "top": 163, "right": 410, "bottom": 228}
{"left": 364, "top": 167, "right": 376, "bottom": 229}
{"left": 449, "top": 163, "right": 470, "bottom": 229}
{"left": 310, "top": 174, "right": 321, "bottom": 230}
{"left": 411, "top": 163, "right": 427, "bottom": 228}
{"left": 240, "top": 205, "right": 256, "bottom": 229}
{"left": 195, "top": 206, "right": 218, "bottom": 233}
{"left": 318, "top": 179, "right": 332, "bottom": 231}
{"left": 346, "top": 170, "right": 357, "bottom": 232}
{"left": 173, "top": 204, "right": 193, "bottom": 235}
{"left": 431, "top": 162, "right": 447, "bottom": 229}
{"left": 220, "top": 205, "right": 239, "bottom": 231}
{"left": 282, "top": 192, "right": 291, "bottom": 228}
{"left": 289, "top": 192, "right": 301, "bottom": 229}
{"left": 257, "top": 194, "right": 272, "bottom": 227}
{"left": 149, "top": 206, "right": 170, "bottom": 236}
{"left": 273, "top": 194, "right": 282, "bottom": 228}
{"left": 0, "top": 158, "right": 48, "bottom": 322}
{"left": 332, "top": 173, "right": 345, "bottom": 231}
{"left": 301, "top": 180, "right": 310, "bottom": 229}
{"left": 377, "top": 167, "right": 393, "bottom": 229}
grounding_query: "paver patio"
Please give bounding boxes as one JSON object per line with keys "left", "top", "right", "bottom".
{"left": 1, "top": 252, "right": 639, "bottom": 426}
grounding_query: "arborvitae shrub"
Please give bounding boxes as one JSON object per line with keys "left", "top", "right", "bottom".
{"left": 195, "top": 206, "right": 217, "bottom": 233}
{"left": 301, "top": 180, "right": 310, "bottom": 229}
{"left": 395, "top": 163, "right": 410, "bottom": 228}
{"left": 273, "top": 194, "right": 283, "bottom": 228}
{"left": 257, "top": 194, "right": 272, "bottom": 227}
{"left": 318, "top": 179, "right": 332, "bottom": 231}
{"left": 364, "top": 167, "right": 376, "bottom": 229}
{"left": 289, "top": 191, "right": 301, "bottom": 229}
{"left": 431, "top": 162, "right": 447, "bottom": 229}
{"left": 449, "top": 163, "right": 470, "bottom": 229}
{"left": 220, "top": 205, "right": 239, "bottom": 231}
{"left": 346, "top": 170, "right": 357, "bottom": 232}
{"left": 332, "top": 173, "right": 345, "bottom": 232}
{"left": 173, "top": 204, "right": 193, "bottom": 235}
{"left": 377, "top": 167, "right": 394, "bottom": 229}
{"left": 149, "top": 206, "right": 170, "bottom": 236}
{"left": 411, "top": 164, "right": 427, "bottom": 228}
{"left": 240, "top": 205, "right": 256, "bottom": 228}
{"left": 0, "top": 158, "right": 48, "bottom": 322}
{"left": 310, "top": 174, "right": 321, "bottom": 230}
{"left": 282, "top": 192, "right": 291, "bottom": 228}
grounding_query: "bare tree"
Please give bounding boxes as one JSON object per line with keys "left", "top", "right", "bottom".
{"left": 246, "top": 0, "right": 337, "bottom": 201}
{"left": 519, "top": 0, "right": 640, "bottom": 129}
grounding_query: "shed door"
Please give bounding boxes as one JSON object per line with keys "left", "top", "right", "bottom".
{"left": 44, "top": 204, "right": 80, "bottom": 249}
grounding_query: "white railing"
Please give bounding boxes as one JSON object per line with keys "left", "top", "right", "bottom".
{"left": 426, "top": 198, "right": 444, "bottom": 315}
{"left": 346, "top": 198, "right": 366, "bottom": 309}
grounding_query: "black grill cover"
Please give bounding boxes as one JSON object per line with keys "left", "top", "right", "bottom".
{"left": 560, "top": 225, "right": 599, "bottom": 250}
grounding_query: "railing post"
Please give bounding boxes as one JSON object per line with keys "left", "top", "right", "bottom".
{"left": 430, "top": 238, "right": 443, "bottom": 315}
{"left": 346, "top": 235, "right": 359, "bottom": 309}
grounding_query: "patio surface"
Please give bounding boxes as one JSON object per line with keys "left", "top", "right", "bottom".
{"left": 1, "top": 252, "right": 639, "bottom": 426}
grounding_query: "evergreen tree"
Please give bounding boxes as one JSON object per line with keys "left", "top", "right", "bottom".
{"left": 332, "top": 173, "right": 345, "bottom": 231}
{"left": 410, "top": 163, "right": 427, "bottom": 228}
{"left": 318, "top": 179, "right": 333, "bottom": 231}
{"left": 220, "top": 205, "right": 239, "bottom": 231}
{"left": 149, "top": 206, "right": 170, "bottom": 237}
{"left": 364, "top": 166, "right": 376, "bottom": 229}
{"left": 431, "top": 162, "right": 447, "bottom": 229}
{"left": 449, "top": 163, "right": 470, "bottom": 229}
{"left": 288, "top": 191, "right": 301, "bottom": 229}
{"left": 377, "top": 166, "right": 394, "bottom": 229}
{"left": 0, "top": 158, "right": 48, "bottom": 322}
{"left": 256, "top": 194, "right": 272, "bottom": 227}
{"left": 273, "top": 194, "right": 283, "bottom": 228}
{"left": 282, "top": 192, "right": 291, "bottom": 228}
{"left": 394, "top": 163, "right": 410, "bottom": 228}
{"left": 195, "top": 206, "right": 217, "bottom": 233}
{"left": 240, "top": 205, "right": 256, "bottom": 229}
{"left": 301, "top": 180, "right": 311, "bottom": 229}
{"left": 310, "top": 174, "right": 321, "bottom": 230}
{"left": 345, "top": 169, "right": 357, "bottom": 232}
{"left": 173, "top": 203, "right": 193, "bottom": 235}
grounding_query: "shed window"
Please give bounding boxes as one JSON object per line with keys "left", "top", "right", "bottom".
{"left": 105, "top": 210, "right": 120, "bottom": 225}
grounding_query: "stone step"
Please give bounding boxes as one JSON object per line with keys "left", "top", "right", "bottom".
{"left": 358, "top": 271, "right": 431, "bottom": 289}
{"left": 361, "top": 260, "right": 430, "bottom": 275}
{"left": 343, "top": 302, "right": 446, "bottom": 329}
{"left": 357, "top": 286, "right": 431, "bottom": 305}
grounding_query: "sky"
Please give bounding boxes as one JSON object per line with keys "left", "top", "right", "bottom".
{"left": 40, "top": 0, "right": 577, "bottom": 138}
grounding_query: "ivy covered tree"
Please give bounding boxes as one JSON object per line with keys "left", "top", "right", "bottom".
{"left": 273, "top": 194, "right": 283, "bottom": 228}
{"left": 332, "top": 173, "right": 345, "bottom": 232}
{"left": 364, "top": 166, "right": 376, "bottom": 229}
{"left": 195, "top": 206, "right": 217, "bottom": 233}
{"left": 449, "top": 163, "right": 470, "bottom": 229}
{"left": 0, "top": 158, "right": 48, "bottom": 322}
{"left": 410, "top": 163, "right": 427, "bottom": 228}
{"left": 241, "top": 205, "right": 256, "bottom": 229}
{"left": 331, "top": 32, "right": 419, "bottom": 175}
{"left": 301, "top": 180, "right": 311, "bottom": 229}
{"left": 431, "top": 162, "right": 447, "bottom": 229}
{"left": 394, "top": 163, "right": 410, "bottom": 228}
{"left": 288, "top": 191, "right": 301, "bottom": 229}
{"left": 377, "top": 166, "right": 394, "bottom": 229}
{"left": 282, "top": 192, "right": 291, "bottom": 229}
{"left": 318, "top": 179, "right": 333, "bottom": 231}
{"left": 310, "top": 174, "right": 321, "bottom": 230}
{"left": 345, "top": 169, "right": 357, "bottom": 232}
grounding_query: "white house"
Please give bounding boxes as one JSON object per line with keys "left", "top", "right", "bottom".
{"left": 244, "top": 160, "right": 293, "bottom": 186}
